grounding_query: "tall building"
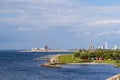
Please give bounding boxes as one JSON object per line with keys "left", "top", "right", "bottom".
{"left": 97, "top": 41, "right": 108, "bottom": 50}
{"left": 45, "top": 45, "right": 48, "bottom": 50}
{"left": 114, "top": 45, "right": 117, "bottom": 50}
{"left": 114, "top": 45, "right": 120, "bottom": 50}
{"left": 105, "top": 41, "right": 108, "bottom": 49}
{"left": 88, "top": 40, "right": 94, "bottom": 50}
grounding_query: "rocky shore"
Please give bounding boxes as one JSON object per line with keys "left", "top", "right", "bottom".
{"left": 106, "top": 73, "right": 120, "bottom": 80}
{"left": 40, "top": 54, "right": 62, "bottom": 68}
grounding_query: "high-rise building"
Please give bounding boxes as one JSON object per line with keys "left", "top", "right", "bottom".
{"left": 45, "top": 45, "right": 48, "bottom": 50}
{"left": 105, "top": 41, "right": 108, "bottom": 49}
{"left": 114, "top": 45, "right": 120, "bottom": 50}
{"left": 114, "top": 45, "right": 117, "bottom": 50}
{"left": 88, "top": 40, "right": 94, "bottom": 50}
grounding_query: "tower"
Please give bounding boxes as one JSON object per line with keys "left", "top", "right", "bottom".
{"left": 89, "top": 40, "right": 94, "bottom": 50}
{"left": 114, "top": 45, "right": 117, "bottom": 50}
{"left": 45, "top": 45, "right": 48, "bottom": 50}
{"left": 105, "top": 41, "right": 108, "bottom": 49}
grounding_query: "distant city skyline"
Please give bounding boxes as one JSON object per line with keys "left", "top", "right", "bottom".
{"left": 0, "top": 0, "right": 120, "bottom": 50}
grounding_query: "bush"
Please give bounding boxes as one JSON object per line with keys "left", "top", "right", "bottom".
{"left": 80, "top": 52, "right": 88, "bottom": 59}
{"left": 74, "top": 52, "right": 80, "bottom": 58}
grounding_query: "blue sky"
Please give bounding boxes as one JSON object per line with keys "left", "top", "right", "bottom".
{"left": 0, "top": 0, "right": 120, "bottom": 50}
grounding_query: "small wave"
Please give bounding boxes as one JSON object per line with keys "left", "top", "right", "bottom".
{"left": 33, "top": 55, "right": 56, "bottom": 61}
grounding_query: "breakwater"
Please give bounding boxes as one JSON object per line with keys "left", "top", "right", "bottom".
{"left": 41, "top": 63, "right": 62, "bottom": 68}
{"left": 106, "top": 74, "right": 120, "bottom": 80}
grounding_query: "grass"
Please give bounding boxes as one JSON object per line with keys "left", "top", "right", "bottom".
{"left": 57, "top": 54, "right": 120, "bottom": 67}
{"left": 57, "top": 54, "right": 92, "bottom": 64}
{"left": 114, "top": 60, "right": 120, "bottom": 68}
{"left": 57, "top": 54, "right": 74, "bottom": 64}
{"left": 104, "top": 60, "right": 116, "bottom": 64}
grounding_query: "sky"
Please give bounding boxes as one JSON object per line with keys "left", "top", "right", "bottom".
{"left": 0, "top": 0, "right": 120, "bottom": 50}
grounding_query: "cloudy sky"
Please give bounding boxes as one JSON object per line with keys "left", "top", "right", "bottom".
{"left": 1, "top": 0, "right": 120, "bottom": 50}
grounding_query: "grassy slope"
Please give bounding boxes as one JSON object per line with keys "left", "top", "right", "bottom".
{"left": 57, "top": 54, "right": 74, "bottom": 64}
{"left": 57, "top": 54, "right": 89, "bottom": 64}
{"left": 57, "top": 54, "right": 120, "bottom": 66}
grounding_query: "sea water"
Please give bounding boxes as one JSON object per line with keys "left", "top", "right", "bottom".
{"left": 0, "top": 50, "right": 120, "bottom": 80}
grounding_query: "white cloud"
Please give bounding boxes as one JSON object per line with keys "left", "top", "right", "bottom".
{"left": 1, "top": 0, "right": 120, "bottom": 32}
{"left": 87, "top": 20, "right": 120, "bottom": 26}
{"left": 98, "top": 30, "right": 120, "bottom": 36}
{"left": 84, "top": 32, "right": 91, "bottom": 35}
{"left": 116, "top": 30, "right": 120, "bottom": 34}
{"left": 1, "top": 0, "right": 120, "bottom": 49}
{"left": 18, "top": 27, "right": 28, "bottom": 31}
{"left": 98, "top": 32, "right": 110, "bottom": 36}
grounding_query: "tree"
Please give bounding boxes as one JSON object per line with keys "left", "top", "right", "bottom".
{"left": 79, "top": 49, "right": 82, "bottom": 52}
{"left": 103, "top": 52, "right": 113, "bottom": 60}
{"left": 74, "top": 52, "right": 80, "bottom": 58}
{"left": 95, "top": 50, "right": 104, "bottom": 58}
{"left": 80, "top": 52, "right": 88, "bottom": 59}
{"left": 113, "top": 53, "right": 120, "bottom": 60}
{"left": 88, "top": 51, "right": 96, "bottom": 60}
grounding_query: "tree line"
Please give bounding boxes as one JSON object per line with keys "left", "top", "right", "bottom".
{"left": 73, "top": 49, "right": 120, "bottom": 60}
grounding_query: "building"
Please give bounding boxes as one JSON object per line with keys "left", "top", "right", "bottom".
{"left": 97, "top": 41, "right": 108, "bottom": 50}
{"left": 45, "top": 45, "right": 48, "bottom": 50}
{"left": 88, "top": 40, "right": 94, "bottom": 50}
{"left": 114, "top": 45, "right": 120, "bottom": 50}
{"left": 105, "top": 41, "right": 108, "bottom": 49}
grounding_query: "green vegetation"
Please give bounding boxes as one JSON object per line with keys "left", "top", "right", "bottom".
{"left": 115, "top": 60, "right": 120, "bottom": 68}
{"left": 57, "top": 49, "right": 120, "bottom": 67}
{"left": 57, "top": 54, "right": 74, "bottom": 64}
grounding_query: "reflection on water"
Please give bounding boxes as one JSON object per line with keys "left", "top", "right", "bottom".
{"left": 0, "top": 51, "right": 120, "bottom": 80}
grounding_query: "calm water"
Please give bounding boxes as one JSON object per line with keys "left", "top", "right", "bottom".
{"left": 0, "top": 50, "right": 120, "bottom": 80}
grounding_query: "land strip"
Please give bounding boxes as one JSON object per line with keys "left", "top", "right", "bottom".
{"left": 106, "top": 74, "right": 120, "bottom": 80}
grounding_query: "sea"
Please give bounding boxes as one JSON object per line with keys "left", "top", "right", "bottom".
{"left": 0, "top": 50, "right": 120, "bottom": 80}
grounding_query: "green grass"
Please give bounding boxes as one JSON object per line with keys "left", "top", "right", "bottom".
{"left": 57, "top": 54, "right": 74, "bottom": 64}
{"left": 104, "top": 60, "right": 116, "bottom": 64}
{"left": 57, "top": 54, "right": 92, "bottom": 64}
{"left": 114, "top": 60, "right": 120, "bottom": 67}
{"left": 57, "top": 54, "right": 120, "bottom": 66}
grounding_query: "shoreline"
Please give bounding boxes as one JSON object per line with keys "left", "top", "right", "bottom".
{"left": 106, "top": 73, "right": 120, "bottom": 80}
{"left": 41, "top": 54, "right": 119, "bottom": 67}
{"left": 40, "top": 54, "right": 114, "bottom": 68}
{"left": 40, "top": 54, "right": 62, "bottom": 68}
{"left": 41, "top": 54, "right": 118, "bottom": 68}
{"left": 41, "top": 54, "right": 120, "bottom": 79}
{"left": 39, "top": 51, "right": 120, "bottom": 80}
{"left": 66, "top": 62, "right": 114, "bottom": 65}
